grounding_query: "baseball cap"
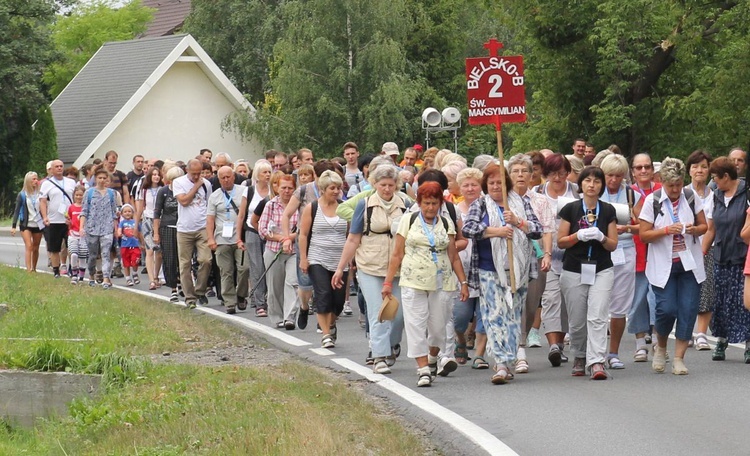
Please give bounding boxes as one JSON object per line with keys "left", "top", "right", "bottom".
{"left": 382, "top": 142, "right": 399, "bottom": 156}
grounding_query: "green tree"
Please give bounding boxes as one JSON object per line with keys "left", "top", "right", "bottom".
{"left": 28, "top": 105, "right": 58, "bottom": 177}
{"left": 499, "top": 0, "right": 750, "bottom": 159}
{"left": 0, "top": 0, "right": 60, "bottom": 213}
{"left": 184, "top": 0, "right": 283, "bottom": 106}
{"left": 43, "top": 0, "right": 154, "bottom": 98}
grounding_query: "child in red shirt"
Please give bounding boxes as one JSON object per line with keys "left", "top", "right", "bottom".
{"left": 66, "top": 186, "right": 88, "bottom": 284}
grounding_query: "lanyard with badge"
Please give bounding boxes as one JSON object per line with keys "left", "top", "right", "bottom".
{"left": 662, "top": 196, "right": 697, "bottom": 270}
{"left": 602, "top": 188, "right": 627, "bottom": 267}
{"left": 580, "top": 200, "right": 599, "bottom": 285}
{"left": 221, "top": 188, "right": 238, "bottom": 239}
{"left": 419, "top": 212, "right": 443, "bottom": 289}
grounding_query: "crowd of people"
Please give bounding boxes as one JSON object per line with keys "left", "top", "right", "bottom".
{"left": 10, "top": 141, "right": 750, "bottom": 386}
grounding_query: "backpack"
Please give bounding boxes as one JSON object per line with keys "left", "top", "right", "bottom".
{"left": 85, "top": 188, "right": 116, "bottom": 209}
{"left": 305, "top": 198, "right": 344, "bottom": 253}
{"left": 407, "top": 211, "right": 450, "bottom": 232}
{"left": 362, "top": 195, "right": 407, "bottom": 237}
{"left": 651, "top": 188, "right": 696, "bottom": 221}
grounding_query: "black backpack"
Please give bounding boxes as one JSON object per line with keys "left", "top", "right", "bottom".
{"left": 651, "top": 188, "right": 696, "bottom": 220}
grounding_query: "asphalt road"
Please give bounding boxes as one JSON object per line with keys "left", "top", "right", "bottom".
{"left": 1, "top": 228, "right": 747, "bottom": 455}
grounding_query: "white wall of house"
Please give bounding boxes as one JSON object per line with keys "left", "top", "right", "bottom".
{"left": 91, "top": 62, "right": 263, "bottom": 166}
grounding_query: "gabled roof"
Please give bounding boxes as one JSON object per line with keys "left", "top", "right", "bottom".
{"left": 50, "top": 34, "right": 253, "bottom": 167}
{"left": 142, "top": 0, "right": 191, "bottom": 37}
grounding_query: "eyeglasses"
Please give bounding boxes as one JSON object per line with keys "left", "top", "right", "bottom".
{"left": 548, "top": 171, "right": 569, "bottom": 178}
{"left": 632, "top": 165, "right": 652, "bottom": 171}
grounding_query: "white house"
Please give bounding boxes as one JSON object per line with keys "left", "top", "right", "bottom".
{"left": 50, "top": 34, "right": 263, "bottom": 168}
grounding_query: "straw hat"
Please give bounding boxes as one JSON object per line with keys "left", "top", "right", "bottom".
{"left": 378, "top": 294, "right": 399, "bottom": 323}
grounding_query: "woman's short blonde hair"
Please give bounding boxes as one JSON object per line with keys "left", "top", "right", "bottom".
{"left": 441, "top": 160, "right": 467, "bottom": 180}
{"left": 456, "top": 167, "right": 483, "bottom": 186}
{"left": 441, "top": 153, "right": 467, "bottom": 167}
{"left": 317, "top": 169, "right": 343, "bottom": 190}
{"left": 165, "top": 166, "right": 185, "bottom": 183}
{"left": 599, "top": 153, "right": 629, "bottom": 176}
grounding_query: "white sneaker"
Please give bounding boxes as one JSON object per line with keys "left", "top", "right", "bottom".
{"left": 343, "top": 301, "right": 353, "bottom": 316}
{"left": 437, "top": 356, "right": 458, "bottom": 377}
{"left": 526, "top": 328, "right": 542, "bottom": 348}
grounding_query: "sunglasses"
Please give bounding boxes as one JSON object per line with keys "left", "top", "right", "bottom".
{"left": 632, "top": 165, "right": 653, "bottom": 171}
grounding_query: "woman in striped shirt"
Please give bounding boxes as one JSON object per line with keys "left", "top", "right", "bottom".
{"left": 298, "top": 170, "right": 349, "bottom": 349}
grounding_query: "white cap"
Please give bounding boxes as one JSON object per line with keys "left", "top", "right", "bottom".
{"left": 382, "top": 142, "right": 399, "bottom": 156}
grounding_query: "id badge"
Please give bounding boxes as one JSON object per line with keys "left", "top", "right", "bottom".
{"left": 57, "top": 202, "right": 68, "bottom": 215}
{"left": 611, "top": 247, "right": 626, "bottom": 266}
{"left": 436, "top": 270, "right": 444, "bottom": 290}
{"left": 678, "top": 249, "right": 697, "bottom": 271}
{"left": 581, "top": 261, "right": 596, "bottom": 285}
{"left": 222, "top": 221, "right": 234, "bottom": 239}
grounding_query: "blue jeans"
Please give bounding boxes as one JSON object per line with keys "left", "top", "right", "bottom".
{"left": 627, "top": 272, "right": 651, "bottom": 335}
{"left": 357, "top": 271, "right": 404, "bottom": 358}
{"left": 453, "top": 297, "right": 485, "bottom": 335}
{"left": 653, "top": 261, "right": 700, "bottom": 341}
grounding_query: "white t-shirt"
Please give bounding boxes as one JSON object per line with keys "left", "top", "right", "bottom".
{"left": 39, "top": 176, "right": 76, "bottom": 224}
{"left": 173, "top": 175, "right": 211, "bottom": 233}
{"left": 243, "top": 185, "right": 266, "bottom": 229}
{"left": 137, "top": 186, "right": 160, "bottom": 219}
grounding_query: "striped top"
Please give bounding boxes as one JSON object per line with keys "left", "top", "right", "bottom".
{"left": 308, "top": 204, "right": 348, "bottom": 272}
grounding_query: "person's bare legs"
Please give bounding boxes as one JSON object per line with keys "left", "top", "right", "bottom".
{"left": 609, "top": 317, "right": 626, "bottom": 356}
{"left": 31, "top": 233, "right": 42, "bottom": 271}
{"left": 696, "top": 312, "right": 712, "bottom": 336}
{"left": 21, "top": 230, "right": 33, "bottom": 272}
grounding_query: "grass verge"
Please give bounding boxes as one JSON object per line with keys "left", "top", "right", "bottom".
{"left": 0, "top": 266, "right": 435, "bottom": 454}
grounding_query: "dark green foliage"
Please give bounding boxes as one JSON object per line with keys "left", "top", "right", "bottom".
{"left": 28, "top": 105, "right": 58, "bottom": 177}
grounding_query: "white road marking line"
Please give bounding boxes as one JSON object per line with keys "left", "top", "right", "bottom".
{"left": 331, "top": 357, "right": 518, "bottom": 456}
{"left": 108, "top": 284, "right": 312, "bottom": 347}
{"left": 309, "top": 348, "right": 334, "bottom": 356}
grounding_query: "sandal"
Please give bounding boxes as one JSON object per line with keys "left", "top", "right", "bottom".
{"left": 694, "top": 334, "right": 711, "bottom": 351}
{"left": 255, "top": 308, "right": 268, "bottom": 317}
{"left": 606, "top": 356, "right": 625, "bottom": 370}
{"left": 633, "top": 348, "right": 649, "bottom": 362}
{"left": 149, "top": 281, "right": 157, "bottom": 290}
{"left": 455, "top": 343, "right": 470, "bottom": 365}
{"left": 126, "top": 278, "right": 134, "bottom": 287}
{"left": 472, "top": 356, "right": 489, "bottom": 369}
{"left": 515, "top": 359, "right": 529, "bottom": 374}
{"left": 133, "top": 275, "right": 140, "bottom": 285}
{"left": 491, "top": 365, "right": 512, "bottom": 384}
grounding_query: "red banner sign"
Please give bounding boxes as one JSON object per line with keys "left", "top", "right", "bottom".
{"left": 466, "top": 40, "right": 526, "bottom": 126}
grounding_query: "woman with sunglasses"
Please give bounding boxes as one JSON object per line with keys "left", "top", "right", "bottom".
{"left": 558, "top": 166, "right": 618, "bottom": 380}
{"left": 628, "top": 153, "right": 662, "bottom": 362}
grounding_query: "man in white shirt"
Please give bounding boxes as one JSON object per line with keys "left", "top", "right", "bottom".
{"left": 39, "top": 159, "right": 76, "bottom": 278}
{"left": 207, "top": 166, "right": 249, "bottom": 314}
{"left": 173, "top": 159, "right": 213, "bottom": 308}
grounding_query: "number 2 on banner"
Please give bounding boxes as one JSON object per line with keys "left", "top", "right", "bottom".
{"left": 488, "top": 74, "right": 503, "bottom": 98}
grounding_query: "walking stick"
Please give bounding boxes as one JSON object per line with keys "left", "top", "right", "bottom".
{"left": 495, "top": 118, "right": 516, "bottom": 294}
{"left": 248, "top": 248, "right": 283, "bottom": 297}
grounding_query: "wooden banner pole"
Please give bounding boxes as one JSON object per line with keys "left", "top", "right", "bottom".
{"left": 495, "top": 122, "right": 516, "bottom": 294}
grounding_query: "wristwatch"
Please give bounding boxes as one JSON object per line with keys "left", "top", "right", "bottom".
{"left": 626, "top": 226, "right": 631, "bottom": 233}
{"left": 460, "top": 280, "right": 469, "bottom": 286}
